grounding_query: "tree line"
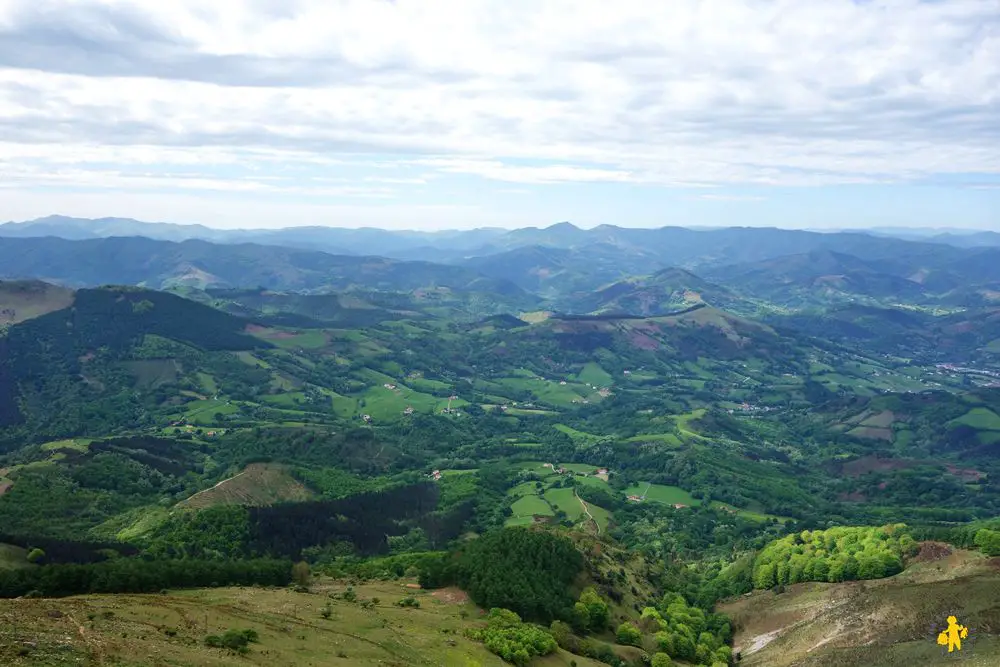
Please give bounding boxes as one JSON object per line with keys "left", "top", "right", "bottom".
{"left": 0, "top": 557, "right": 292, "bottom": 598}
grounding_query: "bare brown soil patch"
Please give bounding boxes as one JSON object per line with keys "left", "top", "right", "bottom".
{"left": 911, "top": 541, "right": 953, "bottom": 563}
{"left": 245, "top": 324, "right": 297, "bottom": 340}
{"left": 946, "top": 465, "right": 986, "bottom": 482}
{"left": 430, "top": 587, "right": 469, "bottom": 604}
{"left": 841, "top": 456, "right": 917, "bottom": 477}
{"left": 629, "top": 332, "right": 659, "bottom": 350}
{"left": 0, "top": 480, "right": 11, "bottom": 496}
{"left": 846, "top": 426, "right": 893, "bottom": 441}
{"left": 860, "top": 410, "right": 896, "bottom": 428}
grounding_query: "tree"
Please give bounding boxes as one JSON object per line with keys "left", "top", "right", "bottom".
{"left": 549, "top": 620, "right": 574, "bottom": 650}
{"left": 26, "top": 548, "right": 45, "bottom": 564}
{"left": 651, "top": 653, "right": 673, "bottom": 667}
{"left": 579, "top": 587, "right": 609, "bottom": 632}
{"left": 753, "top": 562, "right": 776, "bottom": 589}
{"left": 571, "top": 602, "right": 591, "bottom": 634}
{"left": 291, "top": 561, "right": 311, "bottom": 586}
{"left": 616, "top": 622, "right": 642, "bottom": 647}
{"left": 975, "top": 529, "right": 1000, "bottom": 556}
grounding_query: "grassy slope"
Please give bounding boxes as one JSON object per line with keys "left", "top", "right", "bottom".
{"left": 0, "top": 543, "right": 29, "bottom": 570}
{"left": 720, "top": 547, "right": 1000, "bottom": 667}
{"left": 624, "top": 482, "right": 700, "bottom": 506}
{"left": 0, "top": 580, "right": 607, "bottom": 667}
{"left": 178, "top": 463, "right": 314, "bottom": 510}
{"left": 0, "top": 280, "right": 74, "bottom": 325}
{"left": 952, "top": 407, "right": 1000, "bottom": 431}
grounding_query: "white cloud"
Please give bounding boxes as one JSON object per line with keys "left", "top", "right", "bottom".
{"left": 0, "top": 0, "right": 997, "bottom": 223}
{"left": 694, "top": 194, "right": 766, "bottom": 202}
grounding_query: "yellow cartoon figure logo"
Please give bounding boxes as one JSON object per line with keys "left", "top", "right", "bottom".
{"left": 936, "top": 616, "right": 969, "bottom": 652}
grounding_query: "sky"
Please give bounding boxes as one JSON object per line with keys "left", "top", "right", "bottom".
{"left": 0, "top": 0, "right": 998, "bottom": 231}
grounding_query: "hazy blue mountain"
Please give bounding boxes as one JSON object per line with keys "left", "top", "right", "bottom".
{"left": 0, "top": 236, "right": 537, "bottom": 311}
{"left": 6, "top": 217, "right": 998, "bottom": 306}
{"left": 5, "top": 216, "right": 976, "bottom": 269}
{"left": 0, "top": 215, "right": 229, "bottom": 242}
{"left": 0, "top": 216, "right": 506, "bottom": 256}
{"left": 929, "top": 231, "right": 1000, "bottom": 248}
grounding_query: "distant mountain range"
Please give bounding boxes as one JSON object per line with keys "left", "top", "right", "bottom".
{"left": 0, "top": 236, "right": 536, "bottom": 311}
{"left": 3, "top": 216, "right": 1000, "bottom": 317}
{"left": 4, "top": 215, "right": 998, "bottom": 260}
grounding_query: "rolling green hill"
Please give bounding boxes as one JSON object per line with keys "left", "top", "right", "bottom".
{"left": 565, "top": 268, "right": 751, "bottom": 317}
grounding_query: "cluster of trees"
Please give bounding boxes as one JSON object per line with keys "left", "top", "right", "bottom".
{"left": 0, "top": 465, "right": 167, "bottom": 541}
{"left": 752, "top": 524, "right": 917, "bottom": 588}
{"left": 145, "top": 482, "right": 444, "bottom": 560}
{"left": 610, "top": 502, "right": 785, "bottom": 606}
{"left": 910, "top": 517, "right": 1000, "bottom": 550}
{"left": 421, "top": 528, "right": 583, "bottom": 623}
{"left": 0, "top": 558, "right": 291, "bottom": 598}
{"left": 641, "top": 593, "right": 732, "bottom": 666}
{"left": 468, "top": 608, "right": 557, "bottom": 666}
{"left": 975, "top": 528, "right": 1000, "bottom": 556}
{"left": 0, "top": 533, "right": 136, "bottom": 565}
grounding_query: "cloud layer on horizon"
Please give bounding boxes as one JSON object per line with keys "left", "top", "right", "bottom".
{"left": 0, "top": 0, "right": 998, "bottom": 225}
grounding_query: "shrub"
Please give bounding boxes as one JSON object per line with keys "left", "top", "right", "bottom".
{"left": 616, "top": 622, "right": 642, "bottom": 647}
{"left": 291, "top": 561, "right": 311, "bottom": 586}
{"left": 651, "top": 654, "right": 673, "bottom": 667}
{"left": 975, "top": 529, "right": 1000, "bottom": 556}
{"left": 470, "top": 608, "right": 557, "bottom": 667}
{"left": 204, "top": 628, "right": 258, "bottom": 654}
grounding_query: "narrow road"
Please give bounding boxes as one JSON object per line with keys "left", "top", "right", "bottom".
{"left": 573, "top": 487, "right": 600, "bottom": 535}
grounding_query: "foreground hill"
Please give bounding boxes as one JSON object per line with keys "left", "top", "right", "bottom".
{"left": 0, "top": 578, "right": 606, "bottom": 667}
{"left": 721, "top": 545, "right": 1000, "bottom": 666}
